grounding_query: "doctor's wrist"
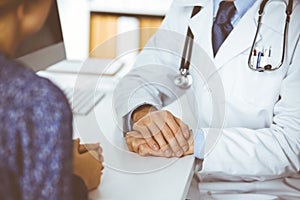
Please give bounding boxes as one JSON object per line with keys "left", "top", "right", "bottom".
{"left": 131, "top": 105, "right": 157, "bottom": 123}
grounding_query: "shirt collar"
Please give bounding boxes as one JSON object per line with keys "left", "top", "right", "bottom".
{"left": 213, "top": 0, "right": 257, "bottom": 19}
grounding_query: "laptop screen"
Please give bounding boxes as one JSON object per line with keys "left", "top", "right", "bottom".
{"left": 16, "top": 0, "right": 66, "bottom": 71}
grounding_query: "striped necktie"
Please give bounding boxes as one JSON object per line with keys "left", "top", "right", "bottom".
{"left": 212, "top": 1, "right": 236, "bottom": 56}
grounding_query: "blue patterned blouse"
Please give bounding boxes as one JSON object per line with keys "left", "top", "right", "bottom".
{"left": 0, "top": 53, "right": 87, "bottom": 200}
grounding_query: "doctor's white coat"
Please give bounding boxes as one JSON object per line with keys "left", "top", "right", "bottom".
{"left": 113, "top": 0, "right": 300, "bottom": 198}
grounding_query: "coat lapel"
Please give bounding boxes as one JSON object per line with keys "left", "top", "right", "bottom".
{"left": 188, "top": 0, "right": 214, "bottom": 58}
{"left": 187, "top": 0, "right": 264, "bottom": 71}
{"left": 214, "top": 0, "right": 263, "bottom": 69}
{"left": 180, "top": 0, "right": 268, "bottom": 71}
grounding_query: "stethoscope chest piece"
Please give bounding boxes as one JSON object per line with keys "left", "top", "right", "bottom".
{"left": 174, "top": 69, "right": 193, "bottom": 89}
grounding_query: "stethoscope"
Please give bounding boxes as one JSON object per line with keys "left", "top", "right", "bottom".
{"left": 174, "top": 0, "right": 294, "bottom": 89}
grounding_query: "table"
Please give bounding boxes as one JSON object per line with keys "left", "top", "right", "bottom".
{"left": 37, "top": 63, "right": 196, "bottom": 200}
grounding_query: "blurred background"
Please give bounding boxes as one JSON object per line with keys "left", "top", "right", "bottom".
{"left": 15, "top": 0, "right": 173, "bottom": 61}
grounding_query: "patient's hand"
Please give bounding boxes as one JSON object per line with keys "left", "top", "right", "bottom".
{"left": 125, "top": 130, "right": 194, "bottom": 157}
{"left": 73, "top": 139, "right": 104, "bottom": 191}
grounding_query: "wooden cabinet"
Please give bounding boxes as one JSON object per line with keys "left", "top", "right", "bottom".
{"left": 90, "top": 14, "right": 118, "bottom": 58}
{"left": 89, "top": 13, "right": 163, "bottom": 58}
{"left": 139, "top": 17, "right": 163, "bottom": 50}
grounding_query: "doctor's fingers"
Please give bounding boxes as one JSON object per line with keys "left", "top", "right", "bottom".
{"left": 138, "top": 143, "right": 175, "bottom": 157}
{"left": 125, "top": 131, "right": 138, "bottom": 152}
{"left": 169, "top": 117, "right": 189, "bottom": 153}
{"left": 133, "top": 114, "right": 174, "bottom": 157}
{"left": 152, "top": 112, "right": 188, "bottom": 157}
{"left": 125, "top": 133, "right": 158, "bottom": 156}
{"left": 174, "top": 117, "right": 190, "bottom": 139}
{"left": 173, "top": 117, "right": 190, "bottom": 152}
{"left": 160, "top": 123, "right": 184, "bottom": 158}
{"left": 125, "top": 131, "right": 146, "bottom": 153}
{"left": 133, "top": 122, "right": 160, "bottom": 151}
{"left": 146, "top": 122, "right": 173, "bottom": 157}
{"left": 126, "top": 132, "right": 178, "bottom": 158}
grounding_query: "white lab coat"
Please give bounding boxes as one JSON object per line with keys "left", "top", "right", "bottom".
{"left": 113, "top": 0, "right": 300, "bottom": 199}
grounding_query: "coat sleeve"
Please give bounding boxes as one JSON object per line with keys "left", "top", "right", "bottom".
{"left": 113, "top": 2, "right": 193, "bottom": 128}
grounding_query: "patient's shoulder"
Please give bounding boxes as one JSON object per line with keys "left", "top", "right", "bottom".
{"left": 0, "top": 55, "right": 71, "bottom": 122}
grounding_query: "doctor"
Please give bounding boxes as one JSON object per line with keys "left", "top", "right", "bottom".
{"left": 113, "top": 0, "right": 300, "bottom": 199}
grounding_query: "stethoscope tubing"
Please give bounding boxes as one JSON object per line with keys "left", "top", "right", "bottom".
{"left": 175, "top": 6, "right": 201, "bottom": 89}
{"left": 179, "top": 0, "right": 293, "bottom": 76}
{"left": 247, "top": 0, "right": 293, "bottom": 72}
{"left": 176, "top": 0, "right": 293, "bottom": 89}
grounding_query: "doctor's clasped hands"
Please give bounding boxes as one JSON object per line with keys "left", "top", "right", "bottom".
{"left": 125, "top": 105, "right": 194, "bottom": 157}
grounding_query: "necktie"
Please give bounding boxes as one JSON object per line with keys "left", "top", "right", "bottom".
{"left": 212, "top": 1, "right": 236, "bottom": 56}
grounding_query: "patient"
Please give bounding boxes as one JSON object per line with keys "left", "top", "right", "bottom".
{"left": 0, "top": 0, "right": 103, "bottom": 199}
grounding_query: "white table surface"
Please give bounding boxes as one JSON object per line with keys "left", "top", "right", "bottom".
{"left": 37, "top": 62, "right": 196, "bottom": 200}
